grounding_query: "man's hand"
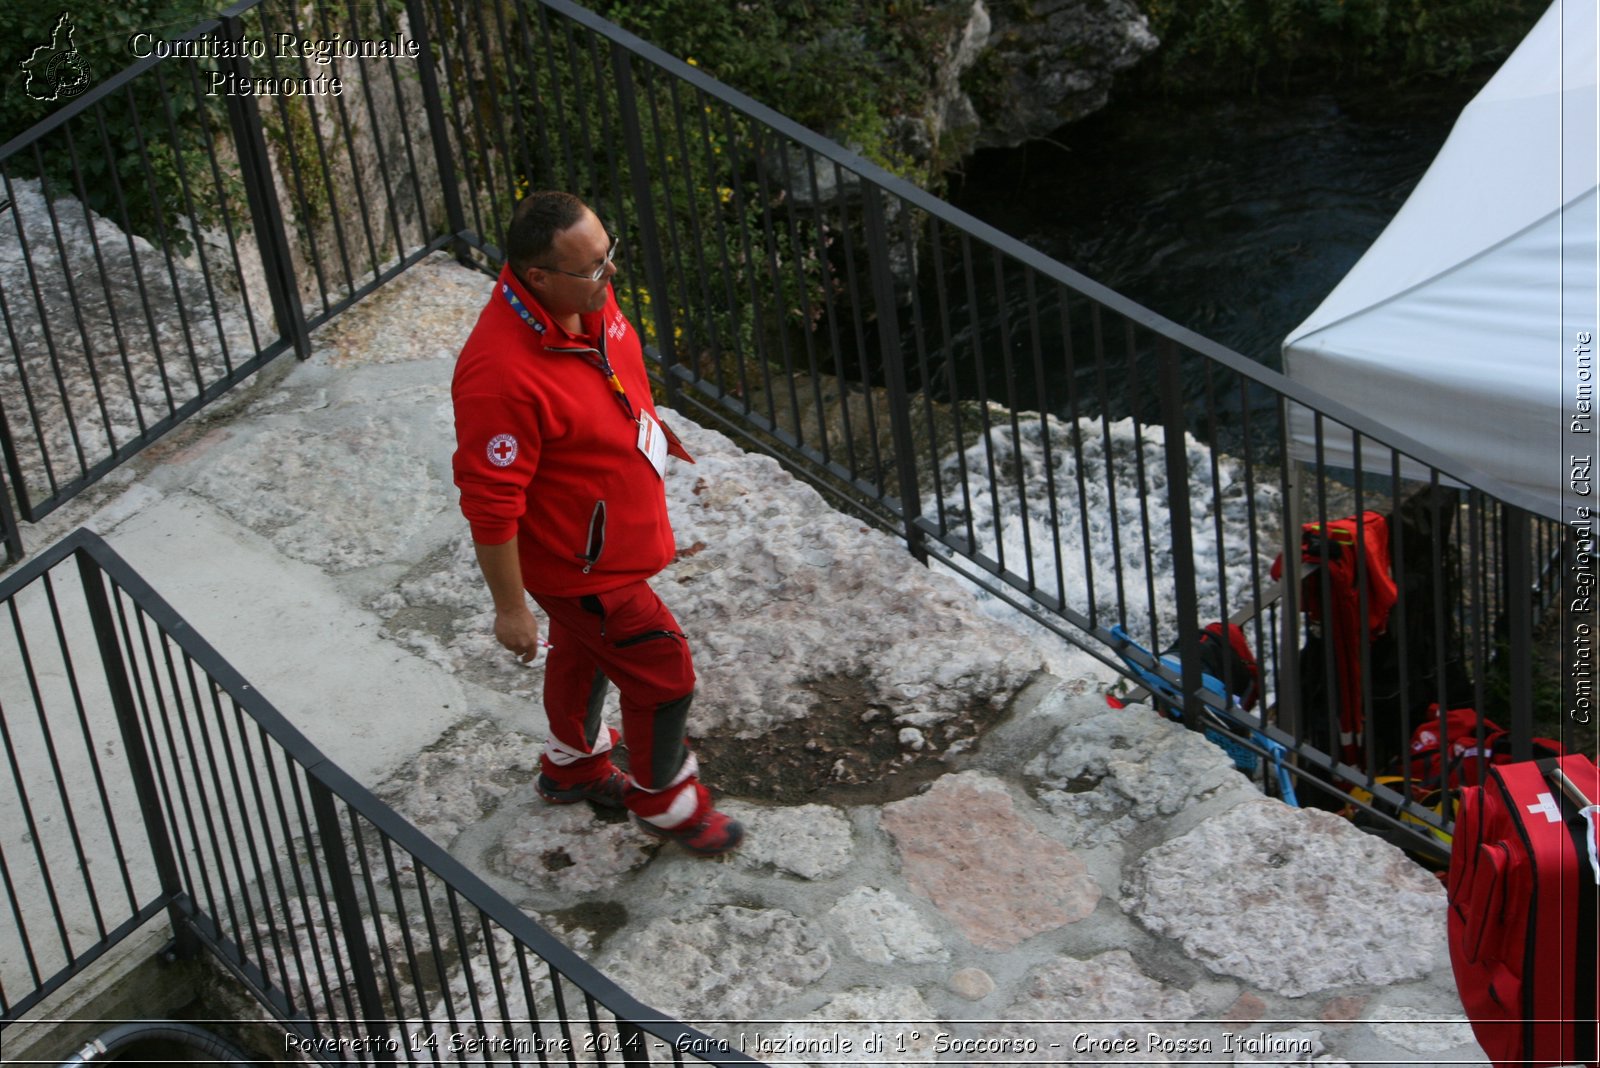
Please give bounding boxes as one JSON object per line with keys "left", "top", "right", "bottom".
{"left": 494, "top": 604, "right": 542, "bottom": 662}
{"left": 474, "top": 538, "right": 542, "bottom": 661}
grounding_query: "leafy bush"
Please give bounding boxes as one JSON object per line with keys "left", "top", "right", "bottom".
{"left": 592, "top": 0, "right": 968, "bottom": 185}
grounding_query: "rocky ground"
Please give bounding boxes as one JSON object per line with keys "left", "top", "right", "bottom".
{"left": 14, "top": 253, "right": 1491, "bottom": 1065}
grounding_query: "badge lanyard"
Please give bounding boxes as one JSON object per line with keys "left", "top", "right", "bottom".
{"left": 502, "top": 282, "right": 636, "bottom": 425}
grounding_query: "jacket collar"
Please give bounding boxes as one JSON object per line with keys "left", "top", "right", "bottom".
{"left": 498, "top": 263, "right": 607, "bottom": 344}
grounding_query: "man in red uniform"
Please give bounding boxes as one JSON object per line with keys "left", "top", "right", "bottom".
{"left": 451, "top": 191, "right": 742, "bottom": 856}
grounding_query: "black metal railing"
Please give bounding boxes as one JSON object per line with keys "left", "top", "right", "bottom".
{"left": 423, "top": 0, "right": 1574, "bottom": 857}
{"left": 0, "top": 0, "right": 453, "bottom": 554}
{"left": 0, "top": 0, "right": 1575, "bottom": 863}
{"left": 0, "top": 527, "right": 754, "bottom": 1065}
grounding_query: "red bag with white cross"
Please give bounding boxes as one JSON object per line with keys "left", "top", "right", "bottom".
{"left": 1447, "top": 754, "right": 1600, "bottom": 1067}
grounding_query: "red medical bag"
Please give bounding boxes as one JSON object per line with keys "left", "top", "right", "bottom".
{"left": 1448, "top": 755, "right": 1600, "bottom": 1067}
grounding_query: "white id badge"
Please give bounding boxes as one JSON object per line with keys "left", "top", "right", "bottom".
{"left": 637, "top": 411, "right": 668, "bottom": 479}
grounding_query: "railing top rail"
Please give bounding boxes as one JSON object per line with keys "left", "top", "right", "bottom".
{"left": 2, "top": 527, "right": 757, "bottom": 1064}
{"left": 542, "top": 0, "right": 1558, "bottom": 521}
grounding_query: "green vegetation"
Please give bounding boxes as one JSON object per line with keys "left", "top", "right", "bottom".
{"left": 592, "top": 0, "right": 968, "bottom": 187}
{"left": 1, "top": 4, "right": 241, "bottom": 253}
{"left": 1140, "top": 0, "right": 1548, "bottom": 93}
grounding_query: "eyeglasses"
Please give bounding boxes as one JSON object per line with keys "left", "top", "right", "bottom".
{"left": 536, "top": 234, "right": 620, "bottom": 281}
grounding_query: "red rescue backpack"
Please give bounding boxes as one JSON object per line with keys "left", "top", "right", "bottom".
{"left": 1406, "top": 706, "right": 1566, "bottom": 798}
{"left": 1447, "top": 754, "right": 1600, "bottom": 1067}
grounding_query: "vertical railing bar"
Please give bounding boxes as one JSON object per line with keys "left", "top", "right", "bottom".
{"left": 404, "top": 0, "right": 469, "bottom": 257}
{"left": 533, "top": 5, "right": 580, "bottom": 195}
{"left": 32, "top": 573, "right": 112, "bottom": 939}
{"left": 586, "top": 30, "right": 631, "bottom": 255}
{"left": 61, "top": 576, "right": 146, "bottom": 913}
{"left": 179, "top": 58, "right": 267, "bottom": 357}
{"left": 348, "top": 814, "right": 409, "bottom": 1042}
{"left": 990, "top": 250, "right": 1033, "bottom": 587}
{"left": 75, "top": 557, "right": 195, "bottom": 949}
{"left": 310, "top": 0, "right": 385, "bottom": 282}
{"left": 558, "top": 19, "right": 600, "bottom": 203}
{"left": 379, "top": 840, "right": 432, "bottom": 1057}
{"left": 863, "top": 187, "right": 924, "bottom": 560}
{"left": 927, "top": 217, "right": 967, "bottom": 542}
{"left": 62, "top": 118, "right": 147, "bottom": 437}
{"left": 803, "top": 148, "right": 845, "bottom": 464}
{"left": 202, "top": 677, "right": 274, "bottom": 974}
{"left": 1202, "top": 360, "right": 1236, "bottom": 697}
{"left": 719, "top": 107, "right": 768, "bottom": 415}
{"left": 1088, "top": 303, "right": 1127, "bottom": 628}
{"left": 506, "top": 0, "right": 551, "bottom": 195}
{"left": 612, "top": 43, "right": 679, "bottom": 404}
{"left": 474, "top": 910, "right": 525, "bottom": 1068}
{"left": 512, "top": 942, "right": 555, "bottom": 1068}
{"left": 1, "top": 599, "right": 73, "bottom": 975}
{"left": 1311, "top": 416, "right": 1344, "bottom": 769}
{"left": 685, "top": 93, "right": 735, "bottom": 396}
{"left": 26, "top": 142, "right": 97, "bottom": 480}
{"left": 922, "top": 213, "right": 954, "bottom": 533}
{"left": 1237, "top": 375, "right": 1268, "bottom": 702}
{"left": 747, "top": 124, "right": 795, "bottom": 435}
{"left": 1350, "top": 438, "right": 1377, "bottom": 782}
{"left": 582, "top": 990, "right": 611, "bottom": 1068}
{"left": 1157, "top": 337, "right": 1203, "bottom": 723}
{"left": 218, "top": 10, "right": 311, "bottom": 358}
{"left": 125, "top": 604, "right": 200, "bottom": 903}
{"left": 223, "top": 702, "right": 294, "bottom": 1001}
{"left": 341, "top": 0, "right": 410, "bottom": 269}
{"left": 76, "top": 105, "right": 162, "bottom": 439}
{"left": 0, "top": 820, "right": 43, "bottom": 997}
{"left": 547, "top": 967, "right": 578, "bottom": 1067}
{"left": 176, "top": 652, "right": 248, "bottom": 953}
{"left": 414, "top": 864, "right": 462, "bottom": 1056}
{"left": 368, "top": 0, "right": 434, "bottom": 251}
{"left": 0, "top": 164, "right": 56, "bottom": 516}
{"left": 463, "top": 0, "right": 517, "bottom": 245}
{"left": 773, "top": 134, "right": 818, "bottom": 440}
{"left": 445, "top": 888, "right": 490, "bottom": 1044}
{"left": 1126, "top": 322, "right": 1161, "bottom": 650}
{"left": 308, "top": 786, "right": 393, "bottom": 1061}
{"left": 1056, "top": 287, "right": 1094, "bottom": 629}
{"left": 958, "top": 234, "right": 1002, "bottom": 571}
{"left": 152, "top": 61, "right": 237, "bottom": 378}
{"left": 288, "top": 761, "right": 362, "bottom": 1035}
{"left": 275, "top": 2, "right": 360, "bottom": 305}
{"left": 904, "top": 205, "right": 937, "bottom": 491}
{"left": 427, "top": 0, "right": 485, "bottom": 247}
{"left": 643, "top": 67, "right": 698, "bottom": 384}
{"left": 830, "top": 159, "right": 876, "bottom": 481}
{"left": 664, "top": 77, "right": 720, "bottom": 384}
{"left": 115, "top": 81, "right": 207, "bottom": 402}
{"left": 1023, "top": 270, "right": 1067, "bottom": 611}
{"left": 244, "top": 720, "right": 317, "bottom": 1017}
{"left": 268, "top": 754, "right": 337, "bottom": 1029}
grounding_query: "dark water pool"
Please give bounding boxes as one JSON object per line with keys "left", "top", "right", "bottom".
{"left": 946, "top": 79, "right": 1490, "bottom": 369}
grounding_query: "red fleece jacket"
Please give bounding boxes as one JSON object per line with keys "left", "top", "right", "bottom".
{"left": 452, "top": 266, "right": 677, "bottom": 596}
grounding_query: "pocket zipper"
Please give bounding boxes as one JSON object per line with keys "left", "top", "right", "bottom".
{"left": 580, "top": 500, "right": 607, "bottom": 573}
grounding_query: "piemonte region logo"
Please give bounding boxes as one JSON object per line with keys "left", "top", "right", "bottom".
{"left": 20, "top": 12, "right": 94, "bottom": 103}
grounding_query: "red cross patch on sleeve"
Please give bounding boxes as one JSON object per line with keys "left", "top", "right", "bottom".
{"left": 487, "top": 433, "right": 518, "bottom": 467}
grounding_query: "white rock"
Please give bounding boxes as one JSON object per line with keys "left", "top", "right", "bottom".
{"left": 723, "top": 802, "right": 854, "bottom": 880}
{"left": 603, "top": 905, "right": 830, "bottom": 1023}
{"left": 827, "top": 887, "right": 949, "bottom": 965}
{"left": 1123, "top": 799, "right": 1448, "bottom": 997}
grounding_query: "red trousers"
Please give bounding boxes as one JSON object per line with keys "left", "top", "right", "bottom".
{"left": 531, "top": 580, "right": 708, "bottom": 828}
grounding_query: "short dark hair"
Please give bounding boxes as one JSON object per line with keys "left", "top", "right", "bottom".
{"left": 505, "top": 191, "right": 588, "bottom": 274}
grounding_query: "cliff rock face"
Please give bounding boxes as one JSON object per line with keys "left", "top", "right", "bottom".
{"left": 964, "top": 0, "right": 1158, "bottom": 150}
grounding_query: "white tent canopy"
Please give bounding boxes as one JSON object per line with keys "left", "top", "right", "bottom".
{"left": 1282, "top": 0, "right": 1598, "bottom": 523}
